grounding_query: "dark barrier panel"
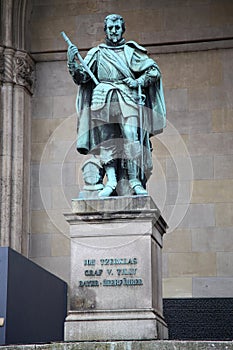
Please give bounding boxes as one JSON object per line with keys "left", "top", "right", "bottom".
{"left": 0, "top": 247, "right": 67, "bottom": 345}
{"left": 1, "top": 249, "right": 232, "bottom": 344}
{"left": 0, "top": 248, "right": 8, "bottom": 345}
{"left": 163, "top": 298, "right": 233, "bottom": 340}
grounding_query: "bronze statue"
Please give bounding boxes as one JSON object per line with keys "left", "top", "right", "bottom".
{"left": 64, "top": 14, "right": 166, "bottom": 198}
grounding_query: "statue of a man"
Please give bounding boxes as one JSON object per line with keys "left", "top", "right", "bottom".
{"left": 67, "top": 14, "right": 166, "bottom": 197}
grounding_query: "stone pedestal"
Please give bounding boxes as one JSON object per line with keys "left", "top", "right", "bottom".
{"left": 64, "top": 196, "right": 168, "bottom": 341}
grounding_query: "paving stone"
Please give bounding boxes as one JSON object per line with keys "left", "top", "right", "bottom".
{"left": 3, "top": 341, "right": 233, "bottom": 350}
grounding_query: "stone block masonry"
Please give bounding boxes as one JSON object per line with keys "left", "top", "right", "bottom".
{"left": 26, "top": 0, "right": 233, "bottom": 299}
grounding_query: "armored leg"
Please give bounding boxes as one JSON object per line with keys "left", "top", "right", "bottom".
{"left": 124, "top": 141, "right": 148, "bottom": 196}
{"left": 98, "top": 145, "right": 118, "bottom": 197}
{"left": 98, "top": 161, "right": 117, "bottom": 197}
{"left": 96, "top": 120, "right": 121, "bottom": 197}
{"left": 127, "top": 160, "right": 148, "bottom": 195}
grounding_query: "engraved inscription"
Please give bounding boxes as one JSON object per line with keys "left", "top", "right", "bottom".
{"left": 79, "top": 257, "right": 143, "bottom": 288}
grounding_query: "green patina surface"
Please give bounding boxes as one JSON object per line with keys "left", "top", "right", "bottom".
{"left": 65, "top": 14, "right": 166, "bottom": 198}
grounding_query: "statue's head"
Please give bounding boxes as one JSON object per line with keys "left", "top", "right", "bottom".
{"left": 104, "top": 14, "right": 125, "bottom": 44}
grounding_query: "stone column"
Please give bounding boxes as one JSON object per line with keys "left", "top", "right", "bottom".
{"left": 0, "top": 48, "right": 34, "bottom": 254}
{"left": 0, "top": 0, "right": 34, "bottom": 254}
{"left": 64, "top": 196, "right": 168, "bottom": 341}
{"left": 11, "top": 51, "right": 34, "bottom": 253}
{"left": 0, "top": 47, "right": 15, "bottom": 248}
{"left": 0, "top": 0, "right": 14, "bottom": 247}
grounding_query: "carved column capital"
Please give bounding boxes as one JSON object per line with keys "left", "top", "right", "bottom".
{"left": 13, "top": 51, "right": 35, "bottom": 94}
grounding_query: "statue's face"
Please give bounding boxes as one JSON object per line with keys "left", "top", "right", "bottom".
{"left": 105, "top": 19, "right": 123, "bottom": 43}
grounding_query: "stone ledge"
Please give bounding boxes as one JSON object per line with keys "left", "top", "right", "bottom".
{"left": 31, "top": 38, "right": 233, "bottom": 62}
{"left": 64, "top": 196, "right": 168, "bottom": 234}
{"left": 2, "top": 341, "right": 233, "bottom": 349}
{"left": 71, "top": 195, "right": 158, "bottom": 214}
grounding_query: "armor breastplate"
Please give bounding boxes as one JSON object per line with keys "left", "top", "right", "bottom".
{"left": 97, "top": 49, "right": 126, "bottom": 82}
{"left": 91, "top": 47, "right": 138, "bottom": 116}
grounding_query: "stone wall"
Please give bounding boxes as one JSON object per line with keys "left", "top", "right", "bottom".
{"left": 28, "top": 0, "right": 233, "bottom": 297}
{"left": 159, "top": 48, "right": 233, "bottom": 298}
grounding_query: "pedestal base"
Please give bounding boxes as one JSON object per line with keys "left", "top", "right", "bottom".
{"left": 65, "top": 309, "right": 168, "bottom": 341}
{"left": 64, "top": 196, "right": 168, "bottom": 341}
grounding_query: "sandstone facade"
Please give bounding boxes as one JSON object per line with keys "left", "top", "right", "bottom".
{"left": 1, "top": 0, "right": 233, "bottom": 298}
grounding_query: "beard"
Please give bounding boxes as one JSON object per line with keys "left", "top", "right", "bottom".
{"left": 111, "top": 35, "right": 120, "bottom": 43}
{"left": 105, "top": 35, "right": 125, "bottom": 47}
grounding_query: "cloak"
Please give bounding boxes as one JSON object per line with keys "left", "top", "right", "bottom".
{"left": 75, "top": 41, "right": 166, "bottom": 155}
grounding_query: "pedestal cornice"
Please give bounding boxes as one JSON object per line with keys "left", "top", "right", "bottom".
{"left": 64, "top": 196, "right": 168, "bottom": 235}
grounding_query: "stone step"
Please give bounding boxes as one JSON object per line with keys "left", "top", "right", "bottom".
{"left": 1, "top": 341, "right": 233, "bottom": 350}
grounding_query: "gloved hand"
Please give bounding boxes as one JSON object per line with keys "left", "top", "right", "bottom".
{"left": 67, "top": 45, "right": 78, "bottom": 63}
{"left": 123, "top": 77, "right": 138, "bottom": 88}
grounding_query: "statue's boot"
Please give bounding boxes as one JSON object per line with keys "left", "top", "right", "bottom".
{"left": 128, "top": 160, "right": 148, "bottom": 196}
{"left": 125, "top": 141, "right": 148, "bottom": 195}
{"left": 98, "top": 165, "right": 117, "bottom": 197}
